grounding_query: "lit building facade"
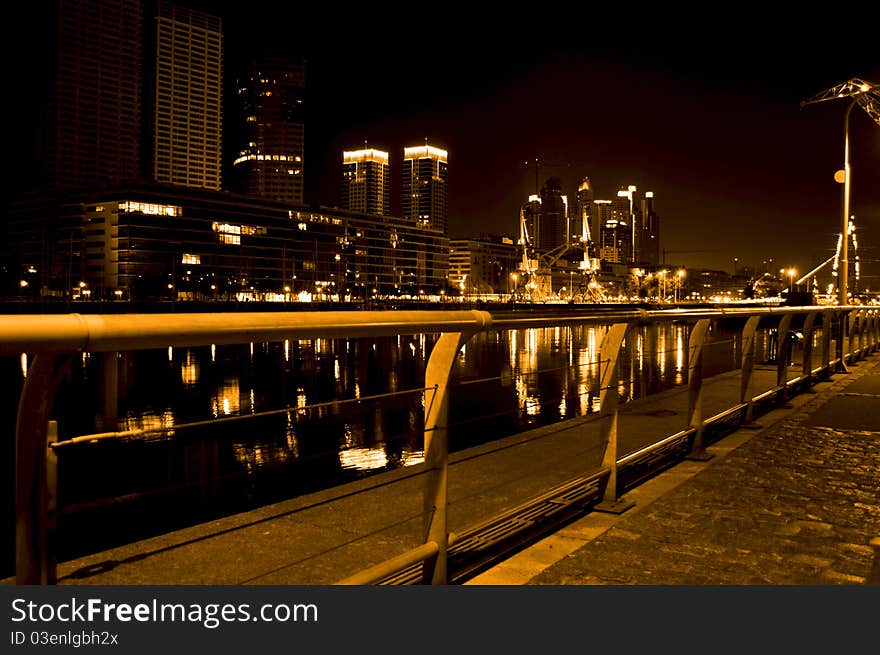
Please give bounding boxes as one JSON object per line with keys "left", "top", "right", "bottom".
{"left": 402, "top": 144, "right": 448, "bottom": 234}
{"left": 612, "top": 185, "right": 638, "bottom": 264}
{"left": 49, "top": 0, "right": 143, "bottom": 187}
{"left": 575, "top": 177, "right": 595, "bottom": 245}
{"left": 232, "top": 57, "right": 305, "bottom": 203}
{"left": 15, "top": 183, "right": 449, "bottom": 301}
{"left": 342, "top": 149, "right": 390, "bottom": 216}
{"left": 448, "top": 236, "right": 518, "bottom": 295}
{"left": 153, "top": 1, "right": 223, "bottom": 190}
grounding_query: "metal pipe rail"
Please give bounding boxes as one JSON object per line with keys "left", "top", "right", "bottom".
{"left": 3, "top": 304, "right": 878, "bottom": 585}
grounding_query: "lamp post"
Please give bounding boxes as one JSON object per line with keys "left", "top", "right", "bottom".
{"left": 801, "top": 78, "right": 878, "bottom": 305}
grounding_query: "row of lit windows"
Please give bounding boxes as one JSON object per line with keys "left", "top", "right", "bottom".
{"left": 120, "top": 201, "right": 182, "bottom": 216}
{"left": 233, "top": 153, "right": 302, "bottom": 166}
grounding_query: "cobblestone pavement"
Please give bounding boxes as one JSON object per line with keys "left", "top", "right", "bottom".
{"left": 529, "top": 355, "right": 880, "bottom": 585}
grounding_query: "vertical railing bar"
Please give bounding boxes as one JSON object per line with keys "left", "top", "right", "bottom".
{"left": 740, "top": 315, "right": 761, "bottom": 423}
{"left": 821, "top": 311, "right": 833, "bottom": 374}
{"left": 594, "top": 321, "right": 634, "bottom": 514}
{"left": 421, "top": 330, "right": 475, "bottom": 584}
{"left": 801, "top": 311, "right": 819, "bottom": 386}
{"left": 686, "top": 319, "right": 713, "bottom": 460}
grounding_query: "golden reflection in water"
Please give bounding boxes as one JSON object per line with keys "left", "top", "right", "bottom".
{"left": 211, "top": 344, "right": 216, "bottom": 362}
{"left": 339, "top": 446, "right": 426, "bottom": 471}
{"left": 285, "top": 411, "right": 300, "bottom": 459}
{"left": 20, "top": 353, "right": 27, "bottom": 378}
{"left": 212, "top": 377, "right": 241, "bottom": 417}
{"left": 658, "top": 325, "right": 667, "bottom": 374}
{"left": 676, "top": 330, "right": 685, "bottom": 384}
{"left": 181, "top": 350, "right": 199, "bottom": 386}
{"left": 121, "top": 410, "right": 175, "bottom": 438}
{"left": 516, "top": 375, "right": 540, "bottom": 416}
{"left": 334, "top": 358, "right": 340, "bottom": 381}
{"left": 284, "top": 340, "right": 290, "bottom": 362}
{"left": 167, "top": 346, "right": 173, "bottom": 362}
{"left": 579, "top": 383, "right": 590, "bottom": 415}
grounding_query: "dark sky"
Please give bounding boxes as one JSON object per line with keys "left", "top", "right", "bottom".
{"left": 13, "top": 3, "right": 880, "bottom": 284}
{"left": 229, "top": 7, "right": 875, "bottom": 283}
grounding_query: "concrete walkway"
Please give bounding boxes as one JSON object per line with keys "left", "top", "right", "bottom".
{"left": 469, "top": 353, "right": 880, "bottom": 585}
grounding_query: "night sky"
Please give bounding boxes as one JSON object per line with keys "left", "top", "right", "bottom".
{"left": 12, "top": 3, "right": 880, "bottom": 284}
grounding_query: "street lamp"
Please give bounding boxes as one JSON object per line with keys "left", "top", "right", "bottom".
{"left": 801, "top": 78, "right": 879, "bottom": 305}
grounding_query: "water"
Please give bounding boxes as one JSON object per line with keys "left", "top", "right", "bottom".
{"left": 2, "top": 319, "right": 750, "bottom": 574}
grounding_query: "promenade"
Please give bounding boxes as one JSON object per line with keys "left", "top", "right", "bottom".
{"left": 470, "top": 352, "right": 880, "bottom": 585}
{"left": 4, "top": 349, "right": 877, "bottom": 586}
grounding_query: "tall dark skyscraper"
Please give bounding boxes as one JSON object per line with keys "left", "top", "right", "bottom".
{"left": 640, "top": 191, "right": 660, "bottom": 267}
{"left": 402, "top": 144, "right": 448, "bottom": 234}
{"left": 152, "top": 1, "right": 223, "bottom": 190}
{"left": 232, "top": 57, "right": 306, "bottom": 203}
{"left": 342, "top": 148, "right": 390, "bottom": 216}
{"left": 537, "top": 177, "right": 567, "bottom": 252}
{"left": 48, "top": 0, "right": 143, "bottom": 187}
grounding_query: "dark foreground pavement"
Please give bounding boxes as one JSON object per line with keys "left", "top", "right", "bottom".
{"left": 471, "top": 353, "right": 880, "bottom": 585}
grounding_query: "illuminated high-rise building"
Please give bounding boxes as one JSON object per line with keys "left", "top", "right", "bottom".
{"left": 575, "top": 177, "right": 595, "bottom": 245}
{"left": 613, "top": 184, "right": 638, "bottom": 264}
{"left": 402, "top": 144, "right": 448, "bottom": 234}
{"left": 342, "top": 148, "right": 390, "bottom": 215}
{"left": 48, "top": 0, "right": 143, "bottom": 187}
{"left": 152, "top": 1, "right": 223, "bottom": 190}
{"left": 232, "top": 57, "right": 305, "bottom": 203}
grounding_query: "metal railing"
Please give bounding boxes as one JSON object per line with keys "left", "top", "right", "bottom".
{"left": 2, "top": 304, "right": 878, "bottom": 585}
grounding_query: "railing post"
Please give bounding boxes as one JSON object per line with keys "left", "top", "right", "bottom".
{"left": 595, "top": 322, "right": 634, "bottom": 514}
{"left": 775, "top": 313, "right": 794, "bottom": 391}
{"left": 46, "top": 420, "right": 58, "bottom": 585}
{"left": 687, "top": 319, "right": 713, "bottom": 460}
{"left": 421, "top": 330, "right": 475, "bottom": 584}
{"left": 740, "top": 315, "right": 761, "bottom": 422}
{"left": 98, "top": 351, "right": 119, "bottom": 432}
{"left": 16, "top": 354, "right": 67, "bottom": 585}
{"left": 857, "top": 309, "right": 868, "bottom": 359}
{"left": 872, "top": 310, "right": 880, "bottom": 352}
{"left": 801, "top": 311, "right": 819, "bottom": 385}
{"left": 847, "top": 309, "right": 859, "bottom": 363}
{"left": 821, "top": 311, "right": 833, "bottom": 374}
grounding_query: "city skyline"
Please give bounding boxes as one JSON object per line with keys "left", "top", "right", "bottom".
{"left": 9, "top": 3, "right": 879, "bottom": 282}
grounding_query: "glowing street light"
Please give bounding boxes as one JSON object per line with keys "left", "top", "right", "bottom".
{"left": 801, "top": 78, "right": 879, "bottom": 304}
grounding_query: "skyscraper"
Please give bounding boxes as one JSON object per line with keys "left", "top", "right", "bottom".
{"left": 402, "top": 144, "right": 448, "bottom": 234}
{"left": 49, "top": 0, "right": 143, "bottom": 187}
{"left": 342, "top": 148, "right": 390, "bottom": 215}
{"left": 537, "top": 177, "right": 566, "bottom": 252}
{"left": 152, "top": 1, "right": 223, "bottom": 190}
{"left": 640, "top": 192, "right": 660, "bottom": 267}
{"left": 232, "top": 57, "right": 305, "bottom": 203}
{"left": 613, "top": 185, "right": 638, "bottom": 264}
{"left": 575, "top": 177, "right": 595, "bottom": 244}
